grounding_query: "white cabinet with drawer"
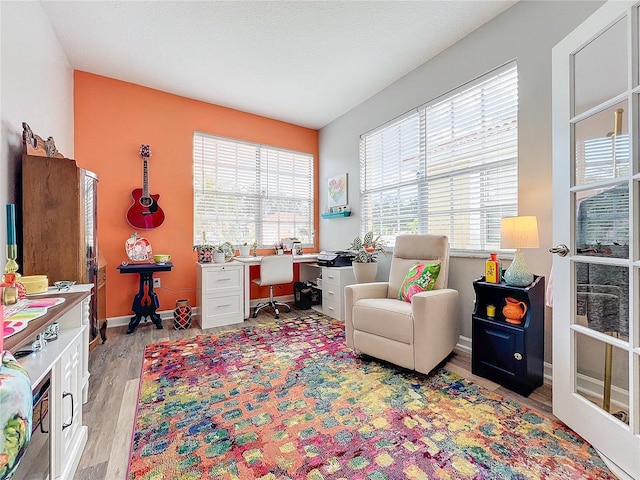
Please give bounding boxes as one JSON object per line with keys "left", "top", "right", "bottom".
{"left": 321, "top": 266, "right": 355, "bottom": 321}
{"left": 197, "top": 261, "right": 244, "bottom": 328}
{"left": 15, "top": 291, "right": 91, "bottom": 480}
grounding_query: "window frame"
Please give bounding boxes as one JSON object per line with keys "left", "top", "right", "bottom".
{"left": 358, "top": 61, "right": 519, "bottom": 256}
{"left": 193, "top": 132, "right": 315, "bottom": 248}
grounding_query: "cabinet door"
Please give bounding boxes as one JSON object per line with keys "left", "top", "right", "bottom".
{"left": 473, "top": 318, "right": 526, "bottom": 381}
{"left": 51, "top": 332, "right": 84, "bottom": 479}
{"left": 60, "top": 334, "right": 82, "bottom": 461}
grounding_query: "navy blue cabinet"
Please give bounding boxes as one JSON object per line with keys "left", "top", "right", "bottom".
{"left": 472, "top": 276, "right": 545, "bottom": 396}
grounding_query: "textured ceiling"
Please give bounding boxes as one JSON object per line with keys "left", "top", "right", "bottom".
{"left": 41, "top": 1, "right": 517, "bottom": 129}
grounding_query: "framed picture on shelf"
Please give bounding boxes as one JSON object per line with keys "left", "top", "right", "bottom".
{"left": 327, "top": 173, "right": 347, "bottom": 208}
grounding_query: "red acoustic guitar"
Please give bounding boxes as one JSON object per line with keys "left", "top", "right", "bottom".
{"left": 126, "top": 144, "right": 165, "bottom": 229}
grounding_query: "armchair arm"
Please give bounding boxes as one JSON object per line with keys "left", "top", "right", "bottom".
{"left": 411, "top": 288, "right": 459, "bottom": 374}
{"left": 344, "top": 282, "right": 389, "bottom": 348}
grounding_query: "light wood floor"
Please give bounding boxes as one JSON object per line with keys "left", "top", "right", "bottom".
{"left": 74, "top": 305, "right": 553, "bottom": 479}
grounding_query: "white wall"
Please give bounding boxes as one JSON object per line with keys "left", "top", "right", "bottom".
{"left": 318, "top": 1, "right": 604, "bottom": 362}
{"left": 0, "top": 1, "right": 74, "bottom": 255}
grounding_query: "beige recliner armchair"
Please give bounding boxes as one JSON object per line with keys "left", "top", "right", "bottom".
{"left": 345, "top": 234, "right": 459, "bottom": 375}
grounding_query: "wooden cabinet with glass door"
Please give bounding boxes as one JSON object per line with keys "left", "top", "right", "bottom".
{"left": 21, "top": 124, "right": 103, "bottom": 350}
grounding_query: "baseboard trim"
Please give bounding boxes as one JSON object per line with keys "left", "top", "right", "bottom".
{"left": 456, "top": 335, "right": 472, "bottom": 354}
{"left": 107, "top": 307, "right": 202, "bottom": 328}
{"left": 576, "top": 372, "right": 629, "bottom": 412}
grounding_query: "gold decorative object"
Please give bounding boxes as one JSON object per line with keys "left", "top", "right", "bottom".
{"left": 5, "top": 244, "right": 18, "bottom": 276}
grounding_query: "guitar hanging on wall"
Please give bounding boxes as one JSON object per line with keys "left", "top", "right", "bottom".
{"left": 126, "top": 144, "right": 165, "bottom": 229}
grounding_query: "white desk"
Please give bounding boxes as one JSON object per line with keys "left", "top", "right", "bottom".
{"left": 235, "top": 253, "right": 318, "bottom": 318}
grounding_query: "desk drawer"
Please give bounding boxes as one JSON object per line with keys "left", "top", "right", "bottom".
{"left": 322, "top": 284, "right": 341, "bottom": 304}
{"left": 323, "top": 298, "right": 342, "bottom": 321}
{"left": 200, "top": 292, "right": 243, "bottom": 328}
{"left": 201, "top": 264, "right": 242, "bottom": 294}
{"left": 321, "top": 268, "right": 342, "bottom": 288}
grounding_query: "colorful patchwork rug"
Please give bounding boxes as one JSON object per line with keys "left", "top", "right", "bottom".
{"left": 128, "top": 313, "right": 615, "bottom": 480}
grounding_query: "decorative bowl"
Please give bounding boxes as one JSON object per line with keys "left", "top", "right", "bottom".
{"left": 53, "top": 280, "right": 76, "bottom": 291}
{"left": 153, "top": 254, "right": 171, "bottom": 264}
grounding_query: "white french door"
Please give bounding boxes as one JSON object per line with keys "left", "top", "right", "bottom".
{"left": 552, "top": 2, "right": 639, "bottom": 478}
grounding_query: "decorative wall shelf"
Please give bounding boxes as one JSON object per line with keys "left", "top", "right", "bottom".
{"left": 321, "top": 211, "right": 351, "bottom": 219}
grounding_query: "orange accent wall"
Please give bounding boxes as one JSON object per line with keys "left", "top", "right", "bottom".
{"left": 73, "top": 71, "right": 319, "bottom": 319}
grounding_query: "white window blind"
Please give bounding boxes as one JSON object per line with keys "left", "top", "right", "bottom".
{"left": 576, "top": 184, "right": 629, "bottom": 250}
{"left": 360, "top": 62, "right": 518, "bottom": 253}
{"left": 193, "top": 133, "right": 314, "bottom": 247}
{"left": 574, "top": 132, "right": 630, "bottom": 251}
{"left": 359, "top": 112, "right": 423, "bottom": 239}
{"left": 575, "top": 134, "right": 630, "bottom": 185}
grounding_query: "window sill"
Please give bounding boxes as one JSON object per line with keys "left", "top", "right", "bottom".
{"left": 449, "top": 250, "right": 515, "bottom": 260}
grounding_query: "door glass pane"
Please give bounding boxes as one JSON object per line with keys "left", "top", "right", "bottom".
{"left": 575, "top": 262, "right": 629, "bottom": 340}
{"left": 574, "top": 101, "right": 629, "bottom": 186}
{"left": 575, "top": 184, "right": 629, "bottom": 256}
{"left": 574, "top": 17, "right": 627, "bottom": 116}
{"left": 575, "top": 331, "right": 629, "bottom": 424}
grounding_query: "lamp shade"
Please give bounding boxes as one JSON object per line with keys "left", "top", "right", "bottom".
{"left": 501, "top": 216, "right": 540, "bottom": 249}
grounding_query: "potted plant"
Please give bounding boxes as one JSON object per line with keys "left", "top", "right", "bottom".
{"left": 348, "top": 231, "right": 388, "bottom": 283}
{"left": 237, "top": 241, "right": 251, "bottom": 258}
{"left": 193, "top": 241, "right": 235, "bottom": 263}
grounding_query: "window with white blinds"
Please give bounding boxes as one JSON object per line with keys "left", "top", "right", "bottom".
{"left": 193, "top": 133, "right": 314, "bottom": 247}
{"left": 359, "top": 62, "right": 518, "bottom": 253}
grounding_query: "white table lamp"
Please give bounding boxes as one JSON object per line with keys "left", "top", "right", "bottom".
{"left": 501, "top": 216, "right": 539, "bottom": 287}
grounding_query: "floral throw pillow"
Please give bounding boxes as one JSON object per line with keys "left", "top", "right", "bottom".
{"left": 398, "top": 262, "right": 441, "bottom": 302}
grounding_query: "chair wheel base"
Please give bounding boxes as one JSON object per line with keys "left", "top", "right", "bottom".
{"left": 252, "top": 300, "right": 289, "bottom": 319}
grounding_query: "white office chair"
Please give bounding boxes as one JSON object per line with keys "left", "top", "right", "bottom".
{"left": 252, "top": 255, "right": 294, "bottom": 319}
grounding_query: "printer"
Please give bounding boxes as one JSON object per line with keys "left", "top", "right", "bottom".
{"left": 317, "top": 251, "right": 353, "bottom": 267}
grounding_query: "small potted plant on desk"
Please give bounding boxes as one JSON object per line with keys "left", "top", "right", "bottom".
{"left": 237, "top": 241, "right": 251, "bottom": 258}
{"left": 348, "top": 231, "right": 388, "bottom": 283}
{"left": 193, "top": 241, "right": 235, "bottom": 263}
